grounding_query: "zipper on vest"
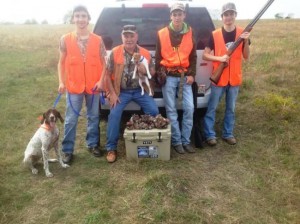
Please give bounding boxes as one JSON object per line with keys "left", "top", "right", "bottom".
{"left": 84, "top": 62, "right": 87, "bottom": 92}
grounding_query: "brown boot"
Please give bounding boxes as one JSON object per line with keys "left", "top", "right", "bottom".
{"left": 206, "top": 139, "right": 217, "bottom": 146}
{"left": 106, "top": 150, "right": 117, "bottom": 163}
{"left": 222, "top": 137, "right": 237, "bottom": 145}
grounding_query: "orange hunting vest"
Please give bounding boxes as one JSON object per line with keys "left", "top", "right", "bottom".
{"left": 64, "top": 32, "right": 104, "bottom": 94}
{"left": 212, "top": 27, "right": 244, "bottom": 86}
{"left": 158, "top": 27, "right": 193, "bottom": 69}
{"left": 110, "top": 45, "right": 151, "bottom": 96}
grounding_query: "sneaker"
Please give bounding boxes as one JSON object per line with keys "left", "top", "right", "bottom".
{"left": 63, "top": 153, "right": 73, "bottom": 164}
{"left": 222, "top": 137, "right": 237, "bottom": 145}
{"left": 183, "top": 144, "right": 196, "bottom": 153}
{"left": 206, "top": 139, "right": 217, "bottom": 146}
{"left": 173, "top": 144, "right": 185, "bottom": 154}
{"left": 88, "top": 146, "right": 102, "bottom": 157}
{"left": 106, "top": 150, "right": 117, "bottom": 163}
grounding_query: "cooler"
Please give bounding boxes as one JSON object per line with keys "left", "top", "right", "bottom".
{"left": 123, "top": 125, "right": 171, "bottom": 160}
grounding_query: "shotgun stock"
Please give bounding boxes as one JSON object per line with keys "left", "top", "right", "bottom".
{"left": 210, "top": 0, "right": 275, "bottom": 84}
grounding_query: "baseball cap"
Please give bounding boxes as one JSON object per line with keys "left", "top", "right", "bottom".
{"left": 221, "top": 2, "right": 237, "bottom": 15}
{"left": 170, "top": 2, "right": 185, "bottom": 13}
{"left": 122, "top": 25, "right": 137, "bottom": 34}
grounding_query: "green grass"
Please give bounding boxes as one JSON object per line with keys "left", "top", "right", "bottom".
{"left": 0, "top": 20, "right": 300, "bottom": 223}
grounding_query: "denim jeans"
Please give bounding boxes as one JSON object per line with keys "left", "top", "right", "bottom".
{"left": 162, "top": 76, "right": 194, "bottom": 146}
{"left": 106, "top": 89, "right": 159, "bottom": 151}
{"left": 204, "top": 85, "right": 239, "bottom": 140}
{"left": 62, "top": 92, "right": 100, "bottom": 153}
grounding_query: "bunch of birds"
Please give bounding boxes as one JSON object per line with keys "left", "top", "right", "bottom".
{"left": 126, "top": 114, "right": 169, "bottom": 130}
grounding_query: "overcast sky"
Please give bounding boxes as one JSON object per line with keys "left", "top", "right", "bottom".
{"left": 0, "top": 0, "right": 299, "bottom": 24}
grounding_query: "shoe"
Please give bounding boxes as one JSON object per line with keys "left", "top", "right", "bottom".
{"left": 206, "top": 139, "right": 217, "bottom": 146}
{"left": 63, "top": 153, "right": 73, "bottom": 164}
{"left": 88, "top": 146, "right": 102, "bottom": 157}
{"left": 222, "top": 137, "right": 237, "bottom": 145}
{"left": 173, "top": 144, "right": 185, "bottom": 154}
{"left": 106, "top": 150, "right": 117, "bottom": 163}
{"left": 183, "top": 144, "right": 196, "bottom": 153}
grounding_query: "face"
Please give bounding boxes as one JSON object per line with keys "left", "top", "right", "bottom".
{"left": 122, "top": 33, "right": 138, "bottom": 52}
{"left": 222, "top": 10, "right": 236, "bottom": 26}
{"left": 170, "top": 10, "right": 186, "bottom": 28}
{"left": 72, "top": 10, "right": 90, "bottom": 29}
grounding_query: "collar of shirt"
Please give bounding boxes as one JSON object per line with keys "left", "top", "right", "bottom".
{"left": 169, "top": 22, "right": 189, "bottom": 34}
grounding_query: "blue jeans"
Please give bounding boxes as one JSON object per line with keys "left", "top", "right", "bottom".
{"left": 204, "top": 85, "right": 239, "bottom": 140}
{"left": 162, "top": 76, "right": 194, "bottom": 146}
{"left": 106, "top": 89, "right": 159, "bottom": 151}
{"left": 62, "top": 92, "right": 100, "bottom": 153}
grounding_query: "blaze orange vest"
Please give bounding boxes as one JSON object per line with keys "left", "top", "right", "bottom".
{"left": 64, "top": 32, "right": 104, "bottom": 94}
{"left": 158, "top": 27, "right": 193, "bottom": 69}
{"left": 212, "top": 27, "right": 244, "bottom": 86}
{"left": 110, "top": 45, "right": 151, "bottom": 96}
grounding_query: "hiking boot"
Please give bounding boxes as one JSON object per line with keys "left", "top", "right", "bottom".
{"left": 88, "top": 146, "right": 102, "bottom": 157}
{"left": 183, "top": 144, "right": 196, "bottom": 153}
{"left": 222, "top": 137, "right": 237, "bottom": 145}
{"left": 173, "top": 144, "right": 185, "bottom": 154}
{"left": 206, "top": 139, "right": 217, "bottom": 146}
{"left": 106, "top": 150, "right": 117, "bottom": 163}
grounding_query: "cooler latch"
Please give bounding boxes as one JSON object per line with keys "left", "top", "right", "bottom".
{"left": 131, "top": 133, "right": 136, "bottom": 142}
{"left": 157, "top": 132, "right": 162, "bottom": 142}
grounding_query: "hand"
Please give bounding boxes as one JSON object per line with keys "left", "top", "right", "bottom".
{"left": 58, "top": 83, "right": 66, "bottom": 94}
{"left": 186, "top": 76, "right": 194, "bottom": 85}
{"left": 109, "top": 92, "right": 120, "bottom": 108}
{"left": 93, "top": 81, "right": 102, "bottom": 92}
{"left": 219, "top": 54, "right": 230, "bottom": 63}
{"left": 241, "top": 31, "right": 250, "bottom": 41}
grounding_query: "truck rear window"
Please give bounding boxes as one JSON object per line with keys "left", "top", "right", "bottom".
{"left": 93, "top": 7, "right": 215, "bottom": 51}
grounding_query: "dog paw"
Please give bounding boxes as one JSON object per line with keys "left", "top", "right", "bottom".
{"left": 46, "top": 172, "right": 54, "bottom": 178}
{"left": 62, "top": 164, "right": 70, "bottom": 168}
{"left": 32, "top": 168, "right": 38, "bottom": 175}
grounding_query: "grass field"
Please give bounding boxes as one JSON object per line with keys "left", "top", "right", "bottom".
{"left": 0, "top": 20, "right": 299, "bottom": 224}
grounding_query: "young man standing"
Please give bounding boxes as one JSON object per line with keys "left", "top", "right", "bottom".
{"left": 155, "top": 2, "right": 197, "bottom": 154}
{"left": 57, "top": 5, "right": 107, "bottom": 164}
{"left": 203, "top": 2, "right": 250, "bottom": 146}
{"left": 105, "top": 25, "right": 159, "bottom": 163}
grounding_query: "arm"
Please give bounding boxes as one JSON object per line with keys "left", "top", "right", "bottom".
{"left": 155, "top": 33, "right": 163, "bottom": 72}
{"left": 202, "top": 47, "right": 229, "bottom": 63}
{"left": 94, "top": 38, "right": 107, "bottom": 91}
{"left": 202, "top": 33, "right": 229, "bottom": 63}
{"left": 57, "top": 50, "right": 66, "bottom": 94}
{"left": 186, "top": 30, "right": 197, "bottom": 85}
{"left": 241, "top": 32, "right": 250, "bottom": 60}
{"left": 105, "top": 52, "right": 120, "bottom": 108}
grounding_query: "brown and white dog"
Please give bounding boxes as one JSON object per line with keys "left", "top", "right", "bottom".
{"left": 23, "top": 108, "right": 69, "bottom": 177}
{"left": 132, "top": 53, "right": 153, "bottom": 96}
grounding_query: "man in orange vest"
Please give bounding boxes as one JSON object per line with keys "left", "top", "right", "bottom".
{"left": 57, "top": 5, "right": 107, "bottom": 164}
{"left": 203, "top": 2, "right": 250, "bottom": 146}
{"left": 104, "top": 25, "right": 159, "bottom": 163}
{"left": 155, "top": 2, "right": 196, "bottom": 154}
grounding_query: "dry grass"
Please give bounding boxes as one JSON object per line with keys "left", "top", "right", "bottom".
{"left": 0, "top": 20, "right": 300, "bottom": 224}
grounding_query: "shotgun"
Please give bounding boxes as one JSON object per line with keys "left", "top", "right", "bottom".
{"left": 210, "top": 0, "right": 275, "bottom": 84}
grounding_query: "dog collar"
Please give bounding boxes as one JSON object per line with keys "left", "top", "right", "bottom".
{"left": 40, "top": 124, "right": 53, "bottom": 131}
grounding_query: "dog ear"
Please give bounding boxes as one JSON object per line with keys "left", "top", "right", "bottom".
{"left": 57, "top": 111, "right": 64, "bottom": 123}
{"left": 40, "top": 113, "right": 46, "bottom": 124}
